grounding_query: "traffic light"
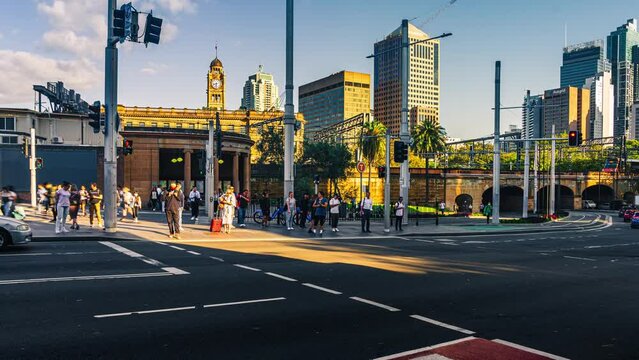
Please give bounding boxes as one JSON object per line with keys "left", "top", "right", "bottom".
{"left": 21, "top": 137, "right": 29, "bottom": 158}
{"left": 123, "top": 139, "right": 133, "bottom": 155}
{"left": 88, "top": 101, "right": 102, "bottom": 134}
{"left": 568, "top": 131, "right": 581, "bottom": 146}
{"left": 113, "top": 8, "right": 126, "bottom": 38}
{"left": 35, "top": 157, "right": 43, "bottom": 170}
{"left": 143, "top": 12, "right": 163, "bottom": 45}
{"left": 313, "top": 175, "right": 320, "bottom": 184}
{"left": 394, "top": 141, "right": 408, "bottom": 163}
{"left": 378, "top": 165, "right": 386, "bottom": 178}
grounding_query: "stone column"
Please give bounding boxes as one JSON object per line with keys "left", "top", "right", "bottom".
{"left": 232, "top": 152, "right": 240, "bottom": 192}
{"left": 183, "top": 150, "right": 192, "bottom": 190}
{"left": 243, "top": 154, "right": 251, "bottom": 192}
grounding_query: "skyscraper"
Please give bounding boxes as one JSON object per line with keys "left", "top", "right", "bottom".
{"left": 241, "top": 65, "right": 280, "bottom": 111}
{"left": 374, "top": 23, "right": 440, "bottom": 135}
{"left": 583, "top": 72, "right": 615, "bottom": 139}
{"left": 560, "top": 40, "right": 610, "bottom": 88}
{"left": 298, "top": 71, "right": 370, "bottom": 139}
{"left": 607, "top": 19, "right": 639, "bottom": 138}
{"left": 542, "top": 86, "right": 590, "bottom": 139}
{"left": 522, "top": 94, "right": 544, "bottom": 139}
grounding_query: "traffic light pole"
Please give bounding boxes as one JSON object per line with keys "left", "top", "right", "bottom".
{"left": 206, "top": 119, "right": 215, "bottom": 222}
{"left": 400, "top": 19, "right": 410, "bottom": 225}
{"left": 104, "top": 0, "right": 119, "bottom": 233}
{"left": 550, "top": 124, "right": 556, "bottom": 216}
{"left": 29, "top": 127, "right": 36, "bottom": 208}
{"left": 492, "top": 61, "right": 501, "bottom": 224}
{"left": 283, "top": 0, "right": 295, "bottom": 202}
{"left": 384, "top": 130, "right": 391, "bottom": 233}
{"left": 522, "top": 90, "right": 530, "bottom": 219}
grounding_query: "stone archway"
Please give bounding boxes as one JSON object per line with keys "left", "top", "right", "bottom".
{"left": 455, "top": 194, "right": 473, "bottom": 213}
{"left": 582, "top": 185, "right": 615, "bottom": 208}
{"left": 482, "top": 186, "right": 523, "bottom": 212}
{"left": 537, "top": 185, "right": 574, "bottom": 212}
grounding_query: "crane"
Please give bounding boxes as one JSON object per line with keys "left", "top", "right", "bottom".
{"left": 416, "top": 0, "right": 458, "bottom": 29}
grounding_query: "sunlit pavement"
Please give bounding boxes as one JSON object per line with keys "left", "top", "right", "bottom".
{"left": 1, "top": 210, "right": 635, "bottom": 359}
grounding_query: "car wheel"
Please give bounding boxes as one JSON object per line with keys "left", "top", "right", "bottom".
{"left": 0, "top": 229, "right": 10, "bottom": 248}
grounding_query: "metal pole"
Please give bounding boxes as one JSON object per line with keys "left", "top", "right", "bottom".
{"left": 30, "top": 127, "right": 36, "bottom": 208}
{"left": 103, "top": 0, "right": 118, "bottom": 233}
{"left": 522, "top": 90, "right": 530, "bottom": 218}
{"left": 492, "top": 61, "right": 501, "bottom": 224}
{"left": 206, "top": 119, "right": 214, "bottom": 221}
{"left": 400, "top": 19, "right": 410, "bottom": 225}
{"left": 550, "top": 124, "right": 556, "bottom": 216}
{"left": 533, "top": 141, "right": 539, "bottom": 213}
{"left": 283, "top": 0, "right": 295, "bottom": 202}
{"left": 384, "top": 130, "right": 391, "bottom": 232}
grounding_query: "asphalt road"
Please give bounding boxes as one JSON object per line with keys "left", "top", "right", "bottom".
{"left": 1, "top": 211, "right": 636, "bottom": 359}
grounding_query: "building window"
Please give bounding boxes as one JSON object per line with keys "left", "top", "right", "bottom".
{"left": 189, "top": 124, "right": 195, "bottom": 129}
{"left": 176, "top": 123, "right": 182, "bottom": 128}
{"left": 126, "top": 122, "right": 133, "bottom": 127}
{"left": 151, "top": 122, "right": 157, "bottom": 127}
{"left": 164, "top": 123, "right": 170, "bottom": 128}
{"left": 139, "top": 122, "right": 145, "bottom": 127}
{"left": 0, "top": 117, "right": 18, "bottom": 143}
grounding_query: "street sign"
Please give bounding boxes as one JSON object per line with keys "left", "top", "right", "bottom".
{"left": 357, "top": 161, "right": 366, "bottom": 173}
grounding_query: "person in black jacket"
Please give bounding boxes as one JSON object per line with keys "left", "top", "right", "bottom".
{"left": 165, "top": 183, "right": 184, "bottom": 239}
{"left": 299, "top": 193, "right": 310, "bottom": 229}
{"left": 259, "top": 192, "right": 270, "bottom": 227}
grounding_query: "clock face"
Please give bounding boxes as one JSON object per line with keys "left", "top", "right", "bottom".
{"left": 211, "top": 79, "right": 221, "bottom": 89}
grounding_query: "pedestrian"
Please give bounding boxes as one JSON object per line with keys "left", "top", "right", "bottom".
{"left": 55, "top": 182, "right": 71, "bottom": 234}
{"left": 68, "top": 185, "right": 81, "bottom": 230}
{"left": 176, "top": 183, "right": 185, "bottom": 231}
{"left": 150, "top": 186, "right": 158, "bottom": 211}
{"left": 47, "top": 183, "right": 58, "bottom": 223}
{"left": 237, "top": 189, "right": 249, "bottom": 227}
{"left": 133, "top": 190, "right": 142, "bottom": 223}
{"left": 329, "top": 193, "right": 340, "bottom": 232}
{"left": 165, "top": 183, "right": 182, "bottom": 239}
{"left": 308, "top": 194, "right": 318, "bottom": 233}
{"left": 214, "top": 188, "right": 222, "bottom": 215}
{"left": 79, "top": 185, "right": 88, "bottom": 216}
{"left": 259, "top": 192, "right": 270, "bottom": 227}
{"left": 161, "top": 187, "right": 167, "bottom": 213}
{"left": 1, "top": 186, "right": 16, "bottom": 217}
{"left": 37, "top": 184, "right": 48, "bottom": 214}
{"left": 299, "top": 193, "right": 310, "bottom": 229}
{"left": 395, "top": 196, "right": 405, "bottom": 231}
{"left": 189, "top": 186, "right": 201, "bottom": 222}
{"left": 285, "top": 191, "right": 296, "bottom": 230}
{"left": 219, "top": 186, "right": 237, "bottom": 234}
{"left": 439, "top": 200, "right": 446, "bottom": 215}
{"left": 311, "top": 191, "right": 328, "bottom": 235}
{"left": 479, "top": 203, "right": 485, "bottom": 214}
{"left": 360, "top": 191, "right": 373, "bottom": 233}
{"left": 483, "top": 202, "right": 493, "bottom": 224}
{"left": 120, "top": 187, "right": 133, "bottom": 221}
{"left": 88, "top": 183, "right": 103, "bottom": 228}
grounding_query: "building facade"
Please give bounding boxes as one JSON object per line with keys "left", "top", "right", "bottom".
{"left": 607, "top": 19, "right": 639, "bottom": 138}
{"left": 241, "top": 65, "right": 280, "bottom": 112}
{"left": 583, "top": 71, "right": 615, "bottom": 139}
{"left": 298, "top": 71, "right": 370, "bottom": 139}
{"left": 542, "top": 87, "right": 590, "bottom": 138}
{"left": 374, "top": 23, "right": 440, "bottom": 135}
{"left": 522, "top": 94, "right": 544, "bottom": 139}
{"left": 560, "top": 40, "right": 610, "bottom": 88}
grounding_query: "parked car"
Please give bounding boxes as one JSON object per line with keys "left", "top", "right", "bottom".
{"left": 582, "top": 200, "right": 597, "bottom": 209}
{"left": 623, "top": 209, "right": 636, "bottom": 222}
{"left": 599, "top": 202, "right": 611, "bottom": 210}
{"left": 0, "top": 217, "right": 31, "bottom": 248}
{"left": 619, "top": 207, "right": 628, "bottom": 217}
{"left": 631, "top": 212, "right": 639, "bottom": 229}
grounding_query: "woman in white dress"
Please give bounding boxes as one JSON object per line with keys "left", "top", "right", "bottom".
{"left": 219, "top": 186, "right": 237, "bottom": 234}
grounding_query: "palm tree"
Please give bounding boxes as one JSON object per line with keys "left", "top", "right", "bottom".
{"left": 411, "top": 119, "right": 447, "bottom": 206}
{"left": 360, "top": 120, "right": 386, "bottom": 194}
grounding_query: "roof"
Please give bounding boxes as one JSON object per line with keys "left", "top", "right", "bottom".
{"left": 387, "top": 23, "right": 429, "bottom": 39}
{"left": 210, "top": 57, "right": 223, "bottom": 68}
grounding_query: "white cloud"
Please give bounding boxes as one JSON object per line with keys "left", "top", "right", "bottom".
{"left": 162, "top": 22, "right": 179, "bottom": 42}
{"left": 146, "top": 0, "right": 197, "bottom": 14}
{"left": 140, "top": 62, "right": 168, "bottom": 75}
{"left": 0, "top": 32, "right": 4, "bottom": 40}
{"left": 0, "top": 50, "right": 101, "bottom": 105}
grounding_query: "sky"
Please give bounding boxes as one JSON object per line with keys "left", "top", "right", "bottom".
{"left": 0, "top": 0, "right": 638, "bottom": 138}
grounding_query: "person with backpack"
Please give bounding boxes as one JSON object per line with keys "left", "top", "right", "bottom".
{"left": 68, "top": 185, "right": 81, "bottom": 230}
{"left": 483, "top": 202, "right": 493, "bottom": 224}
{"left": 88, "top": 183, "right": 103, "bottom": 228}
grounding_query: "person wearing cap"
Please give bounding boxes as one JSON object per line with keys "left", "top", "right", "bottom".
{"left": 165, "top": 183, "right": 182, "bottom": 239}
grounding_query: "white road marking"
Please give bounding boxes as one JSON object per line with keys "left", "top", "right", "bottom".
{"left": 350, "top": 296, "right": 400, "bottom": 312}
{"left": 155, "top": 242, "right": 168, "bottom": 246}
{"left": 0, "top": 252, "right": 53, "bottom": 257}
{"left": 99, "top": 241, "right": 144, "bottom": 258}
{"left": 0, "top": 272, "right": 172, "bottom": 285}
{"left": 463, "top": 240, "right": 489, "bottom": 244}
{"left": 492, "top": 339, "right": 570, "bottom": 360}
{"left": 433, "top": 238, "right": 455, "bottom": 242}
{"left": 410, "top": 314, "right": 475, "bottom": 335}
{"left": 374, "top": 337, "right": 477, "bottom": 360}
{"left": 203, "top": 297, "right": 286, "bottom": 308}
{"left": 415, "top": 239, "right": 435, "bottom": 243}
{"left": 95, "top": 306, "right": 196, "bottom": 318}
{"left": 142, "top": 258, "right": 163, "bottom": 266}
{"left": 186, "top": 251, "right": 201, "bottom": 256}
{"left": 302, "top": 283, "right": 342, "bottom": 295}
{"left": 170, "top": 245, "right": 186, "bottom": 251}
{"left": 162, "top": 267, "right": 190, "bottom": 275}
{"left": 563, "top": 256, "right": 596, "bottom": 261}
{"left": 265, "top": 272, "right": 297, "bottom": 282}
{"left": 209, "top": 256, "right": 225, "bottom": 262}
{"left": 233, "top": 264, "right": 261, "bottom": 272}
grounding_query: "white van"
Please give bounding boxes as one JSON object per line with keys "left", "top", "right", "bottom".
{"left": 582, "top": 200, "right": 597, "bottom": 209}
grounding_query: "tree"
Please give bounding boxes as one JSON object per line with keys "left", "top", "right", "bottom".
{"left": 411, "top": 119, "right": 447, "bottom": 204}
{"left": 300, "top": 142, "right": 353, "bottom": 195}
{"left": 360, "top": 120, "right": 386, "bottom": 187}
{"left": 254, "top": 126, "right": 284, "bottom": 165}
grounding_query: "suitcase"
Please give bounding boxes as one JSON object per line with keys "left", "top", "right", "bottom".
{"left": 210, "top": 218, "right": 222, "bottom": 232}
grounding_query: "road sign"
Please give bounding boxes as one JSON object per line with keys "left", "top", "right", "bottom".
{"left": 357, "top": 161, "right": 366, "bottom": 173}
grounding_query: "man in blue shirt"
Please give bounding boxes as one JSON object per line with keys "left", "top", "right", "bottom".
{"left": 311, "top": 191, "right": 328, "bottom": 236}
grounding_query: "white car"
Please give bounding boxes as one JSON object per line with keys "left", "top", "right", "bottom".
{"left": 0, "top": 217, "right": 32, "bottom": 248}
{"left": 582, "top": 200, "right": 597, "bottom": 209}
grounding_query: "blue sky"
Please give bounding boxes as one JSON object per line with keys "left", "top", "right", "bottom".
{"left": 0, "top": 0, "right": 637, "bottom": 138}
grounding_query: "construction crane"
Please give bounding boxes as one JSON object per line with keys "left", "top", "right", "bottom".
{"left": 416, "top": 0, "right": 458, "bottom": 29}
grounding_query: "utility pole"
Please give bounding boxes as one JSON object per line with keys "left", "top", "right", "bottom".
{"left": 29, "top": 127, "right": 36, "bottom": 208}
{"left": 522, "top": 90, "right": 530, "bottom": 218}
{"left": 550, "top": 124, "right": 556, "bottom": 216}
{"left": 400, "top": 19, "right": 410, "bottom": 225}
{"left": 103, "top": 0, "right": 119, "bottom": 233}
{"left": 283, "top": 0, "right": 295, "bottom": 202}
{"left": 533, "top": 141, "right": 539, "bottom": 213}
{"left": 384, "top": 130, "right": 391, "bottom": 233}
{"left": 492, "top": 61, "right": 501, "bottom": 224}
{"left": 206, "top": 118, "right": 215, "bottom": 221}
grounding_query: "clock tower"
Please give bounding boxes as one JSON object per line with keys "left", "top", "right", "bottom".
{"left": 207, "top": 53, "right": 225, "bottom": 110}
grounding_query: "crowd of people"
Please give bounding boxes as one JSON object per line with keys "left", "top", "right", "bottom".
{"left": 34, "top": 182, "right": 106, "bottom": 233}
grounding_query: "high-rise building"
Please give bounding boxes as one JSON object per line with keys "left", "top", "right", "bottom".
{"left": 542, "top": 86, "right": 590, "bottom": 138}
{"left": 298, "top": 71, "right": 370, "bottom": 139}
{"left": 374, "top": 23, "right": 440, "bottom": 135}
{"left": 631, "top": 102, "right": 639, "bottom": 139}
{"left": 607, "top": 19, "right": 639, "bottom": 138}
{"left": 241, "top": 65, "right": 280, "bottom": 111}
{"left": 583, "top": 72, "right": 615, "bottom": 139}
{"left": 522, "top": 94, "right": 544, "bottom": 139}
{"left": 560, "top": 40, "right": 610, "bottom": 88}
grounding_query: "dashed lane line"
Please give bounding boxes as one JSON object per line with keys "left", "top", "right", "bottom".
{"left": 233, "top": 264, "right": 261, "bottom": 272}
{"left": 169, "top": 245, "right": 186, "bottom": 251}
{"left": 302, "top": 283, "right": 342, "bottom": 295}
{"left": 99, "top": 241, "right": 190, "bottom": 275}
{"left": 209, "top": 256, "right": 225, "bottom": 262}
{"left": 350, "top": 296, "right": 401, "bottom": 312}
{"left": 563, "top": 255, "right": 596, "bottom": 262}
{"left": 265, "top": 272, "right": 297, "bottom": 282}
{"left": 186, "top": 251, "right": 201, "bottom": 256}
{"left": 410, "top": 314, "right": 475, "bottom": 335}
{"left": 202, "top": 297, "right": 286, "bottom": 308}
